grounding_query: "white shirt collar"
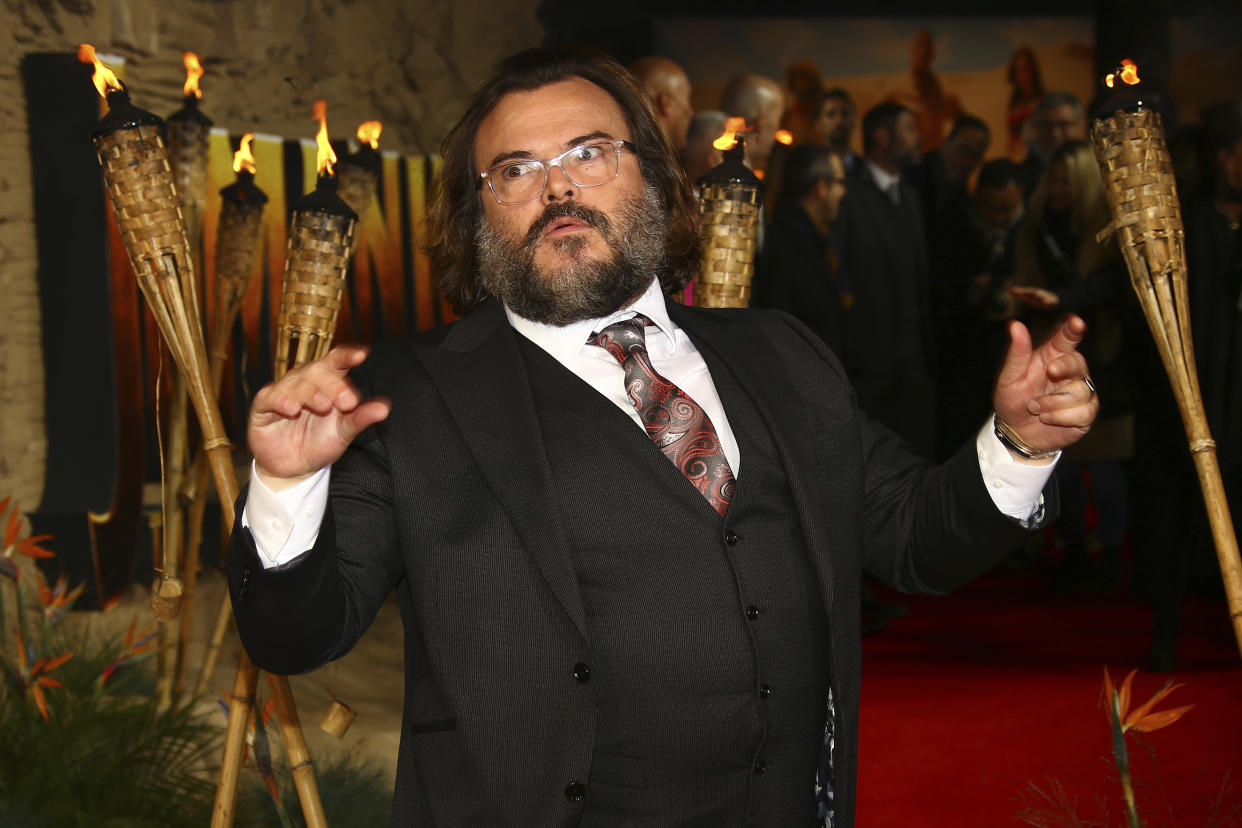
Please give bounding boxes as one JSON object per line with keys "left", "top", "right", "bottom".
{"left": 865, "top": 158, "right": 901, "bottom": 194}
{"left": 503, "top": 276, "right": 674, "bottom": 369}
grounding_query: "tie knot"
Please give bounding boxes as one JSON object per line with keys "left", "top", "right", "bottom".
{"left": 589, "top": 314, "right": 651, "bottom": 366}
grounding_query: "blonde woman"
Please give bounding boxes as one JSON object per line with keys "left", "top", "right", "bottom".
{"left": 1010, "top": 139, "right": 1141, "bottom": 593}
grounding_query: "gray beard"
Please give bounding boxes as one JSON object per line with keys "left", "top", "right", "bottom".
{"left": 475, "top": 183, "right": 669, "bottom": 326}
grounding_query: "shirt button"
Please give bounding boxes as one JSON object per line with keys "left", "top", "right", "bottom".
{"left": 991, "top": 479, "right": 1004, "bottom": 489}
{"left": 759, "top": 683, "right": 772, "bottom": 699}
{"left": 746, "top": 605, "right": 760, "bottom": 621}
{"left": 572, "top": 663, "right": 591, "bottom": 684}
{"left": 725, "top": 530, "right": 739, "bottom": 545}
{"left": 564, "top": 781, "right": 585, "bottom": 802}
{"left": 270, "top": 519, "right": 283, "bottom": 531}
{"left": 753, "top": 760, "right": 766, "bottom": 775}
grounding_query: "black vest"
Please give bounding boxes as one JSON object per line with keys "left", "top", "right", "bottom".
{"left": 518, "top": 333, "right": 832, "bottom": 826}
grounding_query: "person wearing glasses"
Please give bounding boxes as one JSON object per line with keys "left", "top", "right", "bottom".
{"left": 229, "top": 47, "right": 1099, "bottom": 827}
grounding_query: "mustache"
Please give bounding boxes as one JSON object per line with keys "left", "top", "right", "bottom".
{"left": 523, "top": 201, "right": 613, "bottom": 248}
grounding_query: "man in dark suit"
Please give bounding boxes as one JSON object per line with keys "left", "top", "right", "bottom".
{"left": 228, "top": 48, "right": 1099, "bottom": 827}
{"left": 836, "top": 101, "right": 936, "bottom": 459}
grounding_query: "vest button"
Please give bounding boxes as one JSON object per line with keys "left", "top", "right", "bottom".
{"left": 572, "top": 662, "right": 591, "bottom": 683}
{"left": 565, "top": 781, "right": 586, "bottom": 802}
{"left": 759, "top": 683, "right": 772, "bottom": 699}
{"left": 746, "top": 605, "right": 760, "bottom": 621}
{"left": 753, "top": 760, "right": 766, "bottom": 775}
{"left": 725, "top": 530, "right": 739, "bottom": 545}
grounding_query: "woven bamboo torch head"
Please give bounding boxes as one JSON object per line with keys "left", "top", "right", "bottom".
{"left": 165, "top": 52, "right": 212, "bottom": 246}
{"left": 215, "top": 135, "right": 268, "bottom": 315}
{"left": 694, "top": 123, "right": 763, "bottom": 308}
{"left": 335, "top": 121, "right": 382, "bottom": 232}
{"left": 275, "top": 101, "right": 358, "bottom": 378}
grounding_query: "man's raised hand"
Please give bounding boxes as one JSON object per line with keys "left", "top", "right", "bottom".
{"left": 248, "top": 346, "right": 391, "bottom": 489}
{"left": 992, "top": 315, "right": 1100, "bottom": 457}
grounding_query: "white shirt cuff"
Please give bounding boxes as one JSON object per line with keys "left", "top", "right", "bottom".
{"left": 975, "top": 419, "right": 1058, "bottom": 528}
{"left": 240, "top": 462, "right": 331, "bottom": 568}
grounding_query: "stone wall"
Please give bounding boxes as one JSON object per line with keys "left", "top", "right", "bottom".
{"left": 0, "top": 0, "right": 543, "bottom": 510}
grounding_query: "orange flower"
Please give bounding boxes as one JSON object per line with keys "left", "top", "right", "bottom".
{"left": 11, "top": 629, "right": 74, "bottom": 721}
{"left": 1, "top": 496, "right": 54, "bottom": 581}
{"left": 1103, "top": 667, "right": 1194, "bottom": 734}
{"left": 98, "top": 618, "right": 158, "bottom": 688}
{"left": 35, "top": 570, "right": 87, "bottom": 626}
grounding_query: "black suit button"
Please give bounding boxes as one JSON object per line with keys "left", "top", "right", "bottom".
{"left": 725, "top": 530, "right": 739, "bottom": 545}
{"left": 759, "top": 683, "right": 772, "bottom": 699}
{"left": 241, "top": 568, "right": 252, "bottom": 587}
{"left": 573, "top": 663, "right": 591, "bottom": 683}
{"left": 753, "top": 760, "right": 766, "bottom": 775}
{"left": 746, "top": 605, "right": 760, "bottom": 621}
{"left": 565, "top": 781, "right": 585, "bottom": 802}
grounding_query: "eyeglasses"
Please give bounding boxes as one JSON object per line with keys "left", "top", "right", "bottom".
{"left": 478, "top": 139, "right": 636, "bottom": 205}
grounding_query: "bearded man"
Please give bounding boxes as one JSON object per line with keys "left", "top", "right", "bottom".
{"left": 228, "top": 47, "right": 1099, "bottom": 827}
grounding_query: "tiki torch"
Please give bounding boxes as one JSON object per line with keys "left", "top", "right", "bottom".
{"left": 77, "top": 44, "right": 326, "bottom": 828}
{"left": 1089, "top": 59, "right": 1242, "bottom": 659}
{"left": 274, "top": 99, "right": 358, "bottom": 378}
{"left": 166, "top": 52, "right": 211, "bottom": 248}
{"left": 335, "top": 120, "right": 382, "bottom": 242}
{"left": 182, "top": 134, "right": 267, "bottom": 696}
{"left": 695, "top": 118, "right": 763, "bottom": 308}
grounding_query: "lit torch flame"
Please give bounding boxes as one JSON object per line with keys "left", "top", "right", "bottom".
{"left": 183, "top": 52, "right": 204, "bottom": 99}
{"left": 233, "top": 133, "right": 256, "bottom": 175}
{"left": 76, "top": 43, "right": 122, "bottom": 98}
{"left": 313, "top": 99, "right": 337, "bottom": 177}
{"left": 1105, "top": 58, "right": 1141, "bottom": 89}
{"left": 357, "top": 121, "right": 382, "bottom": 150}
{"left": 712, "top": 117, "right": 749, "bottom": 151}
{"left": 774, "top": 129, "right": 793, "bottom": 146}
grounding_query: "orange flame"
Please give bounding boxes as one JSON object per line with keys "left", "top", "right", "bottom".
{"left": 312, "top": 99, "right": 337, "bottom": 176}
{"left": 774, "top": 129, "right": 793, "bottom": 146}
{"left": 76, "top": 44, "right": 121, "bottom": 98}
{"left": 357, "top": 121, "right": 382, "bottom": 150}
{"left": 712, "top": 117, "right": 749, "bottom": 151}
{"left": 183, "top": 52, "right": 204, "bottom": 98}
{"left": 233, "top": 133, "right": 256, "bottom": 174}
{"left": 1105, "top": 59, "right": 1141, "bottom": 89}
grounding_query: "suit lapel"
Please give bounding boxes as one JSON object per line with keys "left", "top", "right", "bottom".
{"left": 412, "top": 301, "right": 588, "bottom": 640}
{"left": 669, "top": 304, "right": 836, "bottom": 612}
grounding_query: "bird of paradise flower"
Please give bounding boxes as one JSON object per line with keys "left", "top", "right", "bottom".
{"left": 98, "top": 618, "right": 159, "bottom": 689}
{"left": 1, "top": 627, "right": 74, "bottom": 721}
{"left": 1102, "top": 668, "right": 1195, "bottom": 828}
{"left": 35, "top": 570, "right": 87, "bottom": 628}
{"left": 0, "top": 496, "right": 54, "bottom": 582}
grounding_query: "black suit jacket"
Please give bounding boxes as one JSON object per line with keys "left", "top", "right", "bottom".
{"left": 228, "top": 298, "right": 1048, "bottom": 826}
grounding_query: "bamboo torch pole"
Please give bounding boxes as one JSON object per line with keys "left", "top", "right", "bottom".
{"left": 78, "top": 46, "right": 326, "bottom": 828}
{"left": 153, "top": 52, "right": 213, "bottom": 707}
{"left": 1089, "top": 64, "right": 1242, "bottom": 660}
{"left": 182, "top": 135, "right": 267, "bottom": 697}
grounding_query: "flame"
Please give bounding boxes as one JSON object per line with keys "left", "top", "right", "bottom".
{"left": 183, "top": 52, "right": 204, "bottom": 98}
{"left": 1105, "top": 59, "right": 1141, "bottom": 89}
{"left": 774, "top": 129, "right": 793, "bottom": 146}
{"left": 233, "top": 133, "right": 256, "bottom": 174}
{"left": 712, "top": 117, "right": 749, "bottom": 151}
{"left": 357, "top": 121, "right": 382, "bottom": 150}
{"left": 77, "top": 43, "right": 121, "bottom": 98}
{"left": 312, "top": 99, "right": 337, "bottom": 176}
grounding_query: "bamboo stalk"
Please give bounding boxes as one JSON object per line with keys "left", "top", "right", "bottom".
{"left": 268, "top": 670, "right": 328, "bottom": 826}
{"left": 91, "top": 91, "right": 325, "bottom": 828}
{"left": 1090, "top": 106, "right": 1242, "bottom": 660}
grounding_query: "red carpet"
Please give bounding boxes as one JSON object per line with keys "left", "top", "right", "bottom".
{"left": 856, "top": 555, "right": 1242, "bottom": 826}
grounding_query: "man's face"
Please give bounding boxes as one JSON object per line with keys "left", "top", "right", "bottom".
{"left": 664, "top": 73, "right": 695, "bottom": 152}
{"left": 472, "top": 78, "right": 665, "bottom": 325}
{"left": 942, "top": 126, "right": 989, "bottom": 181}
{"left": 822, "top": 154, "right": 848, "bottom": 223}
{"left": 890, "top": 111, "right": 922, "bottom": 168}
{"left": 974, "top": 181, "right": 1023, "bottom": 230}
{"left": 815, "top": 98, "right": 854, "bottom": 148}
{"left": 1033, "top": 103, "right": 1084, "bottom": 157}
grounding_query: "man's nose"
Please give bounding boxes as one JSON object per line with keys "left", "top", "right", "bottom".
{"left": 543, "top": 165, "right": 576, "bottom": 203}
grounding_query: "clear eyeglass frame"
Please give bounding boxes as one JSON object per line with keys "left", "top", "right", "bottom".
{"left": 478, "top": 139, "right": 637, "bottom": 205}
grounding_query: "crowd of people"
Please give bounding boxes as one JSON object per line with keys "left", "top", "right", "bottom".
{"left": 631, "top": 52, "right": 1242, "bottom": 670}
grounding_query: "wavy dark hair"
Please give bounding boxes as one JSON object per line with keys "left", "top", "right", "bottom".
{"left": 427, "top": 46, "right": 700, "bottom": 316}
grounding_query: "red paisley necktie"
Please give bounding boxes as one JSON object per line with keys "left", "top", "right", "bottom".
{"left": 589, "top": 316, "right": 735, "bottom": 516}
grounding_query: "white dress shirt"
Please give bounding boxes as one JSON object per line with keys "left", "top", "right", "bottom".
{"left": 243, "top": 277, "right": 1054, "bottom": 568}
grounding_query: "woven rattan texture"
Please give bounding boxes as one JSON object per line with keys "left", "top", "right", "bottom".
{"left": 695, "top": 182, "right": 760, "bottom": 308}
{"left": 275, "top": 209, "right": 357, "bottom": 375}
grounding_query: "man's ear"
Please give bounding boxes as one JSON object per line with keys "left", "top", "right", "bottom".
{"left": 656, "top": 91, "right": 674, "bottom": 117}
{"left": 813, "top": 178, "right": 831, "bottom": 199}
